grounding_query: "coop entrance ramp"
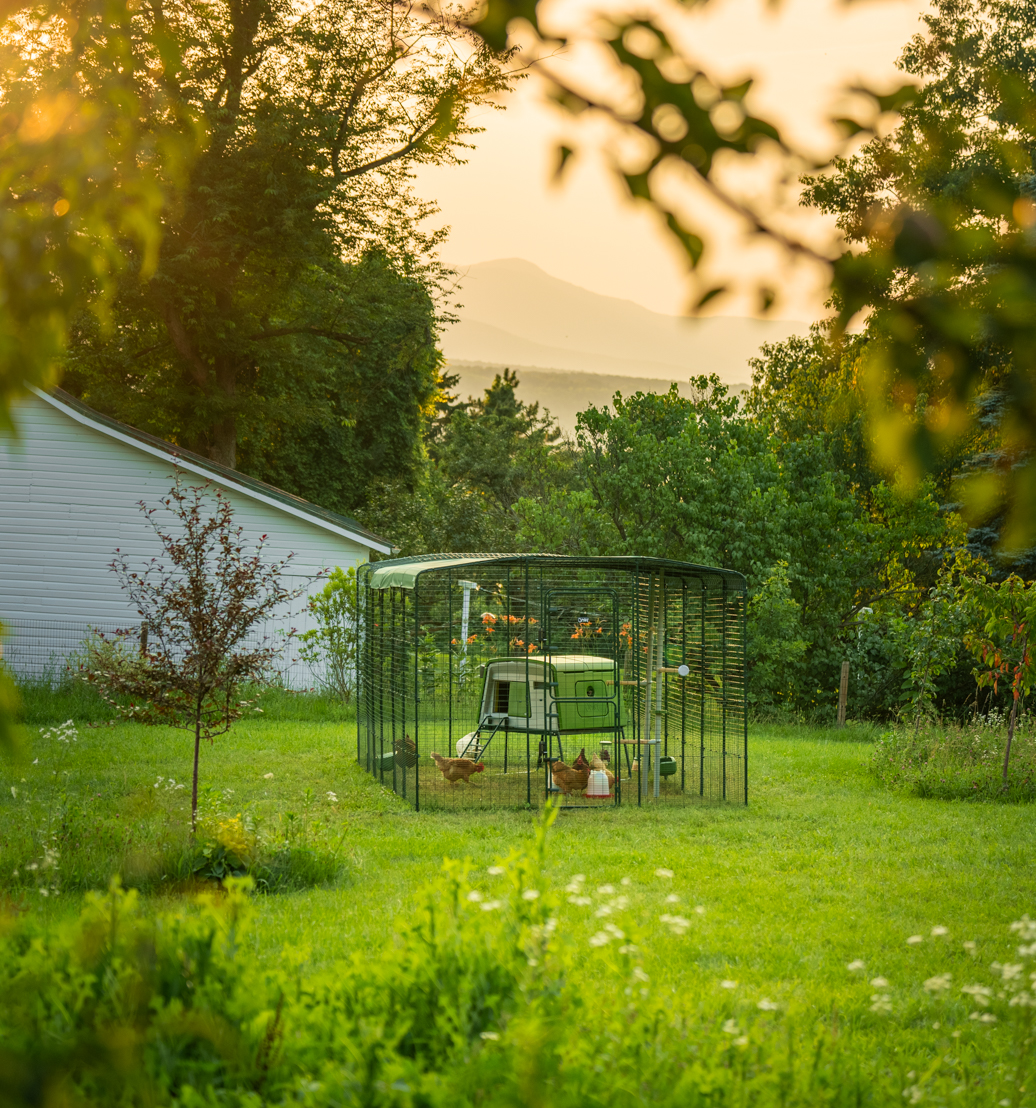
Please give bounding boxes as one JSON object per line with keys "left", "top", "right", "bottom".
{"left": 357, "top": 553, "right": 747, "bottom": 812}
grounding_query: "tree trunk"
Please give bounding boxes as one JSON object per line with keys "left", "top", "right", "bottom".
{"left": 1003, "top": 694, "right": 1018, "bottom": 786}
{"left": 191, "top": 719, "right": 201, "bottom": 832}
{"left": 208, "top": 359, "right": 238, "bottom": 468}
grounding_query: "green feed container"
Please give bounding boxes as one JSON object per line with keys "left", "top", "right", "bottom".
{"left": 659, "top": 756, "right": 678, "bottom": 777}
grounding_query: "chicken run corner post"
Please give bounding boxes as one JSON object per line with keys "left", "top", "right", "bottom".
{"left": 356, "top": 554, "right": 748, "bottom": 812}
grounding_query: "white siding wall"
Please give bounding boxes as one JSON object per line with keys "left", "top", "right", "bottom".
{"left": 0, "top": 393, "right": 374, "bottom": 686}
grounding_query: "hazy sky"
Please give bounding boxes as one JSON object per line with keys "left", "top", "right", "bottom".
{"left": 413, "top": 0, "right": 931, "bottom": 320}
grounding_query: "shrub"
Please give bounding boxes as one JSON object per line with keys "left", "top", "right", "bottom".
{"left": 1, "top": 806, "right": 1034, "bottom": 1107}
{"left": 872, "top": 712, "right": 1036, "bottom": 801}
{"left": 297, "top": 566, "right": 359, "bottom": 703}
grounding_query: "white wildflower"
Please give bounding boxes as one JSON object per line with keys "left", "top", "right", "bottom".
{"left": 263, "top": 772, "right": 274, "bottom": 779}
{"left": 931, "top": 925, "right": 949, "bottom": 937}
{"left": 722, "top": 1019, "right": 739, "bottom": 1035}
{"left": 979, "top": 1013, "right": 998, "bottom": 1023}
{"left": 620, "top": 876, "right": 631, "bottom": 886}
{"left": 924, "top": 974, "right": 952, "bottom": 993}
{"left": 564, "top": 874, "right": 585, "bottom": 891}
{"left": 597, "top": 884, "right": 615, "bottom": 895}
{"left": 604, "top": 923, "right": 625, "bottom": 939}
{"left": 720, "top": 980, "right": 738, "bottom": 989}
{"left": 488, "top": 866, "right": 504, "bottom": 876}
{"left": 1000, "top": 963, "right": 1024, "bottom": 982}
{"left": 568, "top": 895, "right": 592, "bottom": 906}
{"left": 594, "top": 904, "right": 613, "bottom": 918}
{"left": 659, "top": 914, "right": 690, "bottom": 935}
{"left": 869, "top": 977, "right": 889, "bottom": 988}
{"left": 480, "top": 1031, "right": 499, "bottom": 1041}
{"left": 618, "top": 943, "right": 640, "bottom": 955}
{"left": 467, "top": 890, "right": 483, "bottom": 902}
{"left": 654, "top": 868, "right": 674, "bottom": 878}
{"left": 589, "top": 931, "right": 611, "bottom": 947}
{"left": 326, "top": 791, "right": 338, "bottom": 803}
{"left": 734, "top": 1035, "right": 749, "bottom": 1047}
{"left": 870, "top": 994, "right": 892, "bottom": 1014}
{"left": 757, "top": 998, "right": 779, "bottom": 1011}
{"left": 961, "top": 984, "right": 992, "bottom": 1006}
{"left": 963, "top": 941, "right": 978, "bottom": 956}
{"left": 480, "top": 900, "right": 502, "bottom": 912}
{"left": 1009, "top": 992, "right": 1035, "bottom": 1007}
{"left": 522, "top": 888, "right": 540, "bottom": 901}
{"left": 906, "top": 935, "right": 923, "bottom": 945}
{"left": 633, "top": 967, "right": 650, "bottom": 983}
{"left": 694, "top": 905, "right": 706, "bottom": 915}
{"left": 665, "top": 893, "right": 680, "bottom": 904}
{"left": 847, "top": 960, "right": 865, "bottom": 972}
{"left": 1010, "top": 915, "right": 1036, "bottom": 942}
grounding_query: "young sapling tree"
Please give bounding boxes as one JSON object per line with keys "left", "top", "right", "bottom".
{"left": 962, "top": 573, "right": 1036, "bottom": 786}
{"left": 85, "top": 476, "right": 306, "bottom": 828}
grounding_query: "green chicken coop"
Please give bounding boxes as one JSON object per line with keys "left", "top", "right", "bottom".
{"left": 356, "top": 553, "right": 747, "bottom": 811}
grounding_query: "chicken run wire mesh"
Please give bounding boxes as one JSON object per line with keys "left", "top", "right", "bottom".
{"left": 356, "top": 554, "right": 747, "bottom": 811}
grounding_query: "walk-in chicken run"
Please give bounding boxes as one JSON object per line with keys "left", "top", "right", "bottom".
{"left": 356, "top": 554, "right": 747, "bottom": 810}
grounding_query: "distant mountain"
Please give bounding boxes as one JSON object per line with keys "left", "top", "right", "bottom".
{"left": 450, "top": 361, "right": 749, "bottom": 437}
{"left": 440, "top": 258, "right": 807, "bottom": 384}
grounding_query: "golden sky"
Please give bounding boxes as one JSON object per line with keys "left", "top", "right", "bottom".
{"left": 414, "top": 0, "right": 931, "bottom": 320}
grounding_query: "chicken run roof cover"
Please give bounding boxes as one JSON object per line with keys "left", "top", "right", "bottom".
{"left": 363, "top": 553, "right": 747, "bottom": 591}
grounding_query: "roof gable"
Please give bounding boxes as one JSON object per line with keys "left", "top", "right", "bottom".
{"left": 32, "top": 387, "right": 393, "bottom": 554}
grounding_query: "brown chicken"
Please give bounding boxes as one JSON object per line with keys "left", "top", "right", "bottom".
{"left": 431, "top": 751, "right": 485, "bottom": 785}
{"left": 589, "top": 753, "right": 607, "bottom": 771}
{"left": 551, "top": 760, "right": 590, "bottom": 796}
{"left": 573, "top": 748, "right": 590, "bottom": 772}
{"left": 395, "top": 733, "right": 418, "bottom": 768}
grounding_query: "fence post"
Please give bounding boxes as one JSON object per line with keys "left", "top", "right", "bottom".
{"left": 837, "top": 661, "right": 849, "bottom": 727}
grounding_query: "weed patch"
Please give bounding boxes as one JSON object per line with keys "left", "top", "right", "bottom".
{"left": 872, "top": 712, "right": 1036, "bottom": 801}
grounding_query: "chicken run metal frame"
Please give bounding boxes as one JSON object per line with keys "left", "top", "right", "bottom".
{"left": 356, "top": 554, "right": 747, "bottom": 810}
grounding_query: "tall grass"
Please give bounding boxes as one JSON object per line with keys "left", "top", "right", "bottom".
{"left": 872, "top": 711, "right": 1036, "bottom": 801}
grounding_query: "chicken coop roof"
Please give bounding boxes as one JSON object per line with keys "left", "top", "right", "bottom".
{"left": 363, "top": 553, "right": 746, "bottom": 591}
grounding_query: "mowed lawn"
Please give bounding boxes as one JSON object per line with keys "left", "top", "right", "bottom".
{"left": 2, "top": 713, "right": 1033, "bottom": 1015}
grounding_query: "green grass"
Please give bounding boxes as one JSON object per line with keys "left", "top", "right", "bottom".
{"left": 3, "top": 707, "right": 1035, "bottom": 1105}
{"left": 3, "top": 711, "right": 1031, "bottom": 990}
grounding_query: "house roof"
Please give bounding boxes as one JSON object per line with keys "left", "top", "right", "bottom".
{"left": 32, "top": 386, "right": 393, "bottom": 554}
{"left": 362, "top": 553, "right": 746, "bottom": 591}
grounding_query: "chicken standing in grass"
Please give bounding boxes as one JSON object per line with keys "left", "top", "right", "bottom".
{"left": 431, "top": 751, "right": 485, "bottom": 785}
{"left": 573, "top": 748, "right": 590, "bottom": 773}
{"left": 550, "top": 759, "right": 590, "bottom": 796}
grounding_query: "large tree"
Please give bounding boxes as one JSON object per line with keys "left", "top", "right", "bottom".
{"left": 57, "top": 0, "right": 510, "bottom": 473}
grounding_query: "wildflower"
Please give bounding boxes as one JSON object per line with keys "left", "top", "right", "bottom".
{"left": 694, "top": 905, "right": 706, "bottom": 915}
{"left": 597, "top": 884, "right": 615, "bottom": 895}
{"left": 870, "top": 994, "right": 892, "bottom": 1014}
{"left": 480, "top": 900, "right": 502, "bottom": 912}
{"left": 924, "top": 974, "right": 952, "bottom": 993}
{"left": 604, "top": 923, "right": 625, "bottom": 940}
{"left": 720, "top": 980, "right": 738, "bottom": 989}
{"left": 1000, "top": 963, "right": 1024, "bottom": 981}
{"left": 568, "top": 895, "right": 592, "bottom": 906}
{"left": 565, "top": 873, "right": 586, "bottom": 892}
{"left": 589, "top": 931, "right": 611, "bottom": 947}
{"left": 619, "top": 943, "right": 640, "bottom": 955}
{"left": 467, "top": 890, "right": 483, "bottom": 902}
{"left": 480, "top": 1031, "right": 499, "bottom": 1040}
{"left": 1009, "top": 992, "right": 1035, "bottom": 1007}
{"left": 633, "top": 967, "right": 650, "bottom": 983}
{"left": 1010, "top": 915, "right": 1036, "bottom": 942}
{"left": 870, "top": 977, "right": 889, "bottom": 988}
{"left": 721, "top": 1019, "right": 739, "bottom": 1035}
{"left": 847, "top": 960, "right": 865, "bottom": 972}
{"left": 487, "top": 866, "right": 504, "bottom": 876}
{"left": 961, "top": 984, "right": 992, "bottom": 1006}
{"left": 660, "top": 913, "right": 690, "bottom": 935}
{"left": 979, "top": 1013, "right": 998, "bottom": 1023}
{"left": 963, "top": 941, "right": 978, "bottom": 956}
{"left": 611, "top": 895, "right": 629, "bottom": 910}
{"left": 654, "top": 867, "right": 674, "bottom": 878}
{"left": 521, "top": 889, "right": 540, "bottom": 901}
{"left": 621, "top": 876, "right": 631, "bottom": 886}
{"left": 326, "top": 791, "right": 338, "bottom": 803}
{"left": 734, "top": 1035, "right": 749, "bottom": 1047}
{"left": 906, "top": 935, "right": 923, "bottom": 945}
{"left": 931, "top": 925, "right": 949, "bottom": 937}
{"left": 757, "top": 998, "right": 779, "bottom": 1011}
{"left": 263, "top": 772, "right": 274, "bottom": 779}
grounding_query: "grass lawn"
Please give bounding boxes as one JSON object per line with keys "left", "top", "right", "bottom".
{"left": 3, "top": 711, "right": 1032, "bottom": 1001}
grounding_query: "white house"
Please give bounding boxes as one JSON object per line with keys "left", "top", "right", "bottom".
{"left": 0, "top": 387, "right": 392, "bottom": 685}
